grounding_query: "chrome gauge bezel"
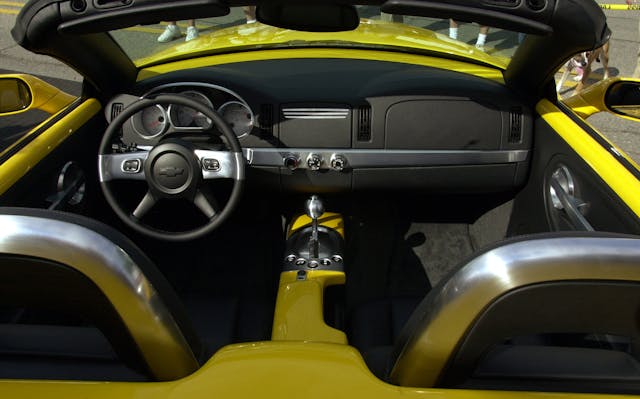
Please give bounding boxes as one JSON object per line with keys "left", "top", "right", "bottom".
{"left": 218, "top": 101, "right": 255, "bottom": 138}
{"left": 167, "top": 90, "right": 214, "bottom": 130}
{"left": 131, "top": 104, "right": 168, "bottom": 138}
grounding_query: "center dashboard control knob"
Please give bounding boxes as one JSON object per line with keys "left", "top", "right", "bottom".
{"left": 306, "top": 153, "right": 323, "bottom": 170}
{"left": 283, "top": 154, "right": 300, "bottom": 170}
{"left": 330, "top": 154, "right": 347, "bottom": 171}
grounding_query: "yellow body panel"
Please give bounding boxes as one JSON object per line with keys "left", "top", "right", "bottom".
{"left": 272, "top": 270, "right": 347, "bottom": 344}
{"left": 0, "top": 99, "right": 101, "bottom": 195}
{"left": 537, "top": 99, "right": 640, "bottom": 217}
{"left": 288, "top": 212, "right": 345, "bottom": 238}
{"left": 139, "top": 48, "right": 504, "bottom": 83}
{"left": 137, "top": 19, "right": 508, "bottom": 70}
{"left": 3, "top": 341, "right": 640, "bottom": 399}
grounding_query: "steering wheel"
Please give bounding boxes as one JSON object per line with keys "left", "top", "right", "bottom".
{"left": 98, "top": 95, "right": 244, "bottom": 241}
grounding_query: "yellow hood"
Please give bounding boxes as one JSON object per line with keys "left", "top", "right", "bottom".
{"left": 136, "top": 19, "right": 509, "bottom": 69}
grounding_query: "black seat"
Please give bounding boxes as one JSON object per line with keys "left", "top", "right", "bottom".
{"left": 351, "top": 232, "right": 640, "bottom": 394}
{"left": 0, "top": 207, "right": 203, "bottom": 381}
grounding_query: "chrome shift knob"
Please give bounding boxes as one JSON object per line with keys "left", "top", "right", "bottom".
{"left": 305, "top": 195, "right": 324, "bottom": 259}
{"left": 305, "top": 195, "right": 324, "bottom": 221}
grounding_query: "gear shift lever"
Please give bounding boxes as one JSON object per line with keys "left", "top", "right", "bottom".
{"left": 305, "top": 195, "right": 324, "bottom": 259}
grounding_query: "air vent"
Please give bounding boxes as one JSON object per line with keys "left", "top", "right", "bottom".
{"left": 110, "top": 103, "right": 124, "bottom": 121}
{"left": 259, "top": 104, "right": 274, "bottom": 137}
{"left": 527, "top": 0, "right": 547, "bottom": 11}
{"left": 508, "top": 107, "right": 523, "bottom": 144}
{"left": 356, "top": 106, "right": 371, "bottom": 142}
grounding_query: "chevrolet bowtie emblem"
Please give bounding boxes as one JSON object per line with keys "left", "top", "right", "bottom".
{"left": 159, "top": 167, "right": 185, "bottom": 177}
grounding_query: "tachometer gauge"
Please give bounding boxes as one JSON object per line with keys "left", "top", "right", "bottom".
{"left": 132, "top": 105, "right": 168, "bottom": 138}
{"left": 168, "top": 91, "right": 213, "bottom": 129}
{"left": 218, "top": 101, "right": 254, "bottom": 138}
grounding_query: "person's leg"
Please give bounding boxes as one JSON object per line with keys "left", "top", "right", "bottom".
{"left": 475, "top": 25, "right": 488, "bottom": 50}
{"left": 185, "top": 19, "right": 199, "bottom": 41}
{"left": 449, "top": 19, "right": 458, "bottom": 39}
{"left": 158, "top": 21, "right": 181, "bottom": 42}
{"left": 244, "top": 6, "right": 257, "bottom": 23}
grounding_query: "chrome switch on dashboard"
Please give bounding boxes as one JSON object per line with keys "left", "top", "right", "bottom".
{"left": 283, "top": 154, "right": 300, "bottom": 170}
{"left": 306, "top": 153, "right": 323, "bottom": 170}
{"left": 330, "top": 154, "right": 347, "bottom": 171}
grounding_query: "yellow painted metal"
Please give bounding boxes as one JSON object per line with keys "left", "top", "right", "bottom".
{"left": 138, "top": 48, "right": 504, "bottom": 83}
{"left": 0, "top": 99, "right": 101, "bottom": 195}
{"left": 3, "top": 341, "right": 640, "bottom": 399}
{"left": 537, "top": 99, "right": 640, "bottom": 217}
{"left": 0, "top": 74, "right": 76, "bottom": 116}
{"left": 562, "top": 77, "right": 640, "bottom": 122}
{"left": 136, "top": 19, "right": 508, "bottom": 70}
{"left": 288, "top": 212, "right": 345, "bottom": 238}
{"left": 272, "top": 270, "right": 347, "bottom": 344}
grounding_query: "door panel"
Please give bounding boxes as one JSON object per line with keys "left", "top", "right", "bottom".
{"left": 0, "top": 99, "right": 104, "bottom": 214}
{"left": 508, "top": 99, "right": 640, "bottom": 236}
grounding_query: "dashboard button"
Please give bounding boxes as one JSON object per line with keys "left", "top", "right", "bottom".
{"left": 122, "top": 159, "right": 142, "bottom": 173}
{"left": 307, "top": 154, "right": 323, "bottom": 170}
{"left": 202, "top": 158, "right": 220, "bottom": 171}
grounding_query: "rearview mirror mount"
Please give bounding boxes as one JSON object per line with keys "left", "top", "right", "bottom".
{"left": 256, "top": 3, "right": 359, "bottom": 32}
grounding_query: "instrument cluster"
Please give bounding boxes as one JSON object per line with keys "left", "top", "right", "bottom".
{"left": 108, "top": 83, "right": 255, "bottom": 146}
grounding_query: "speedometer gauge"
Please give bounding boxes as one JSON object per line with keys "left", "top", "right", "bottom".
{"left": 132, "top": 105, "right": 168, "bottom": 138}
{"left": 218, "top": 101, "right": 254, "bottom": 138}
{"left": 168, "top": 91, "right": 213, "bottom": 129}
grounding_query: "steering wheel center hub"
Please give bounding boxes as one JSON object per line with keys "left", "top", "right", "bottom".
{"left": 154, "top": 153, "right": 190, "bottom": 190}
{"left": 145, "top": 141, "right": 200, "bottom": 197}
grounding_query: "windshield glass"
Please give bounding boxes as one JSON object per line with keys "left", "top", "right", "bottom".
{"left": 111, "top": 6, "right": 524, "bottom": 69}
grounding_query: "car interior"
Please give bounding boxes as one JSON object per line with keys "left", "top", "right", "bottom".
{"left": 1, "top": 0, "right": 640, "bottom": 395}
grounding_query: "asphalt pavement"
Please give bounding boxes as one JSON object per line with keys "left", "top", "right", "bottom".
{"left": 0, "top": 1, "right": 639, "bottom": 162}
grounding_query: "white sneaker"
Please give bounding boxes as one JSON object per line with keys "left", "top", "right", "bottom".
{"left": 475, "top": 43, "right": 486, "bottom": 52}
{"left": 185, "top": 26, "right": 199, "bottom": 42}
{"left": 157, "top": 25, "right": 181, "bottom": 42}
{"left": 246, "top": 19, "right": 257, "bottom": 24}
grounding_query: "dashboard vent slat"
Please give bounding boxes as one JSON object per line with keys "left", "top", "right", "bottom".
{"left": 111, "top": 103, "right": 124, "bottom": 121}
{"left": 508, "top": 107, "right": 523, "bottom": 144}
{"left": 357, "top": 106, "right": 371, "bottom": 142}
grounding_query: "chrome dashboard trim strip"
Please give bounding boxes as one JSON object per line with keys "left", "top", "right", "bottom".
{"left": 0, "top": 214, "right": 199, "bottom": 380}
{"left": 283, "top": 108, "right": 350, "bottom": 119}
{"left": 243, "top": 148, "right": 529, "bottom": 169}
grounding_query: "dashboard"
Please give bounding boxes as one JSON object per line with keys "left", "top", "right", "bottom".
{"left": 105, "top": 58, "right": 533, "bottom": 194}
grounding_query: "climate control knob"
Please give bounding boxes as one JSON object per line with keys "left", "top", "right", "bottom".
{"left": 330, "top": 154, "right": 347, "bottom": 171}
{"left": 306, "top": 153, "right": 323, "bottom": 170}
